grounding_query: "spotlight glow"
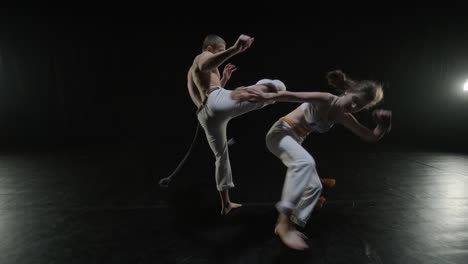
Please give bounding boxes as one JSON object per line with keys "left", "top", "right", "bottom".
{"left": 464, "top": 79, "right": 468, "bottom": 91}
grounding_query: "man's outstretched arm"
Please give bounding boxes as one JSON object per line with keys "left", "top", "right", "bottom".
{"left": 197, "top": 34, "right": 254, "bottom": 72}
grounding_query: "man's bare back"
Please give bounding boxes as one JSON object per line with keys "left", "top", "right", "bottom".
{"left": 187, "top": 52, "right": 223, "bottom": 109}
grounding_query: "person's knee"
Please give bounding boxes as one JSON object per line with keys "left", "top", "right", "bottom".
{"left": 214, "top": 148, "right": 229, "bottom": 161}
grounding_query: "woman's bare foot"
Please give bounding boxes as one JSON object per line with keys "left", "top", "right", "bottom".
{"left": 274, "top": 220, "right": 309, "bottom": 250}
{"left": 221, "top": 202, "right": 242, "bottom": 215}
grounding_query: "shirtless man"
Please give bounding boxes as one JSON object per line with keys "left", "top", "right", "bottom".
{"left": 187, "top": 34, "right": 286, "bottom": 215}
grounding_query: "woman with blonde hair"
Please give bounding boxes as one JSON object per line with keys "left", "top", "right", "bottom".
{"left": 235, "top": 70, "right": 392, "bottom": 250}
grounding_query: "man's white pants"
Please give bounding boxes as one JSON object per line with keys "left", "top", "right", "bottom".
{"left": 197, "top": 87, "right": 268, "bottom": 191}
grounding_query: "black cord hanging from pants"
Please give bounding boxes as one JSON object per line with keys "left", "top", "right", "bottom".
{"left": 158, "top": 89, "right": 235, "bottom": 188}
{"left": 158, "top": 122, "right": 235, "bottom": 188}
{"left": 158, "top": 122, "right": 201, "bottom": 187}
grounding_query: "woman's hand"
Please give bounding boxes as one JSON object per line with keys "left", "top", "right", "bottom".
{"left": 373, "top": 109, "right": 392, "bottom": 132}
{"left": 230, "top": 88, "right": 276, "bottom": 102}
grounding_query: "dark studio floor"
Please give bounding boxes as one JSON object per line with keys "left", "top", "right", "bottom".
{"left": 0, "top": 142, "right": 467, "bottom": 264}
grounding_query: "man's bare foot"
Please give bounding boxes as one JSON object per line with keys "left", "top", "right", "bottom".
{"left": 221, "top": 202, "right": 242, "bottom": 215}
{"left": 274, "top": 223, "right": 309, "bottom": 250}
